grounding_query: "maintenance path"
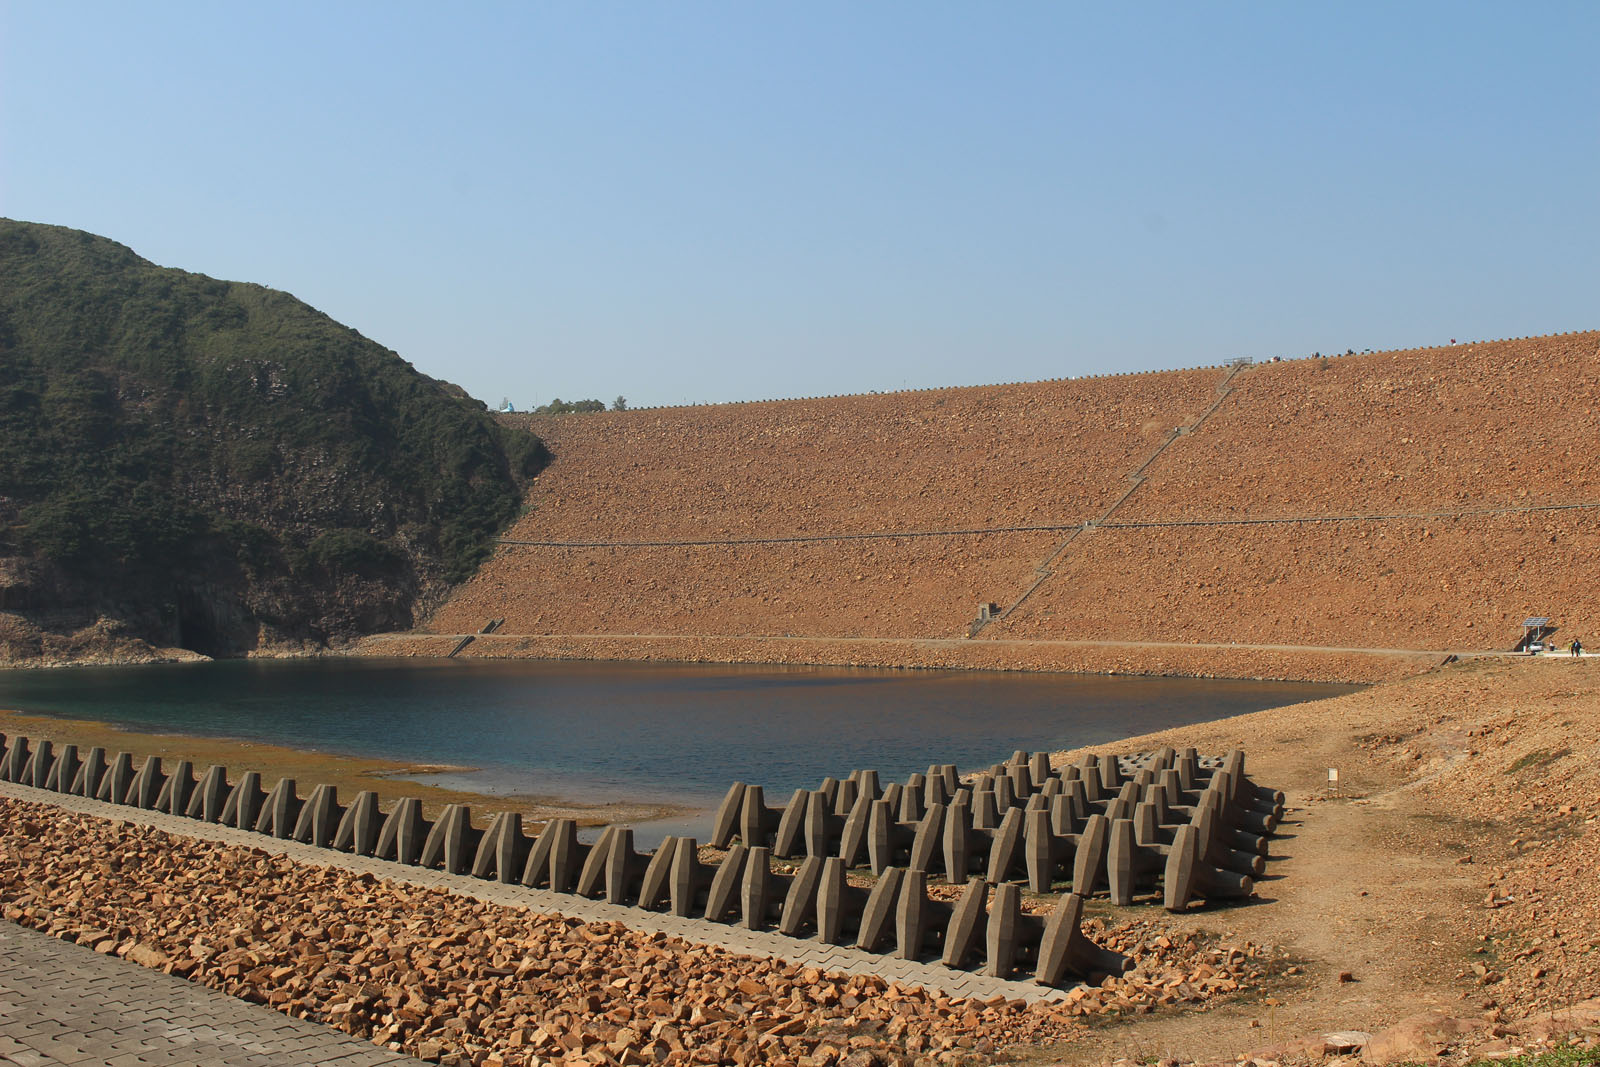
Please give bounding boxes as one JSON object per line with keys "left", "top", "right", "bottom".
{"left": 370, "top": 629, "right": 1478, "bottom": 659}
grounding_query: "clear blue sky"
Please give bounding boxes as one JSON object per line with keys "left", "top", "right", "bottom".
{"left": 3, "top": 3, "right": 1595, "bottom": 408}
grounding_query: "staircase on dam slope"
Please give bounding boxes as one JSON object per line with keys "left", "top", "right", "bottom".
{"left": 967, "top": 361, "right": 1250, "bottom": 638}
{"left": 446, "top": 618, "right": 505, "bottom": 658}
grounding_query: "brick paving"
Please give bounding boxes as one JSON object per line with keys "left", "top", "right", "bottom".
{"left": 0, "top": 922, "right": 407, "bottom": 1066}
{"left": 0, "top": 777, "right": 1067, "bottom": 1064}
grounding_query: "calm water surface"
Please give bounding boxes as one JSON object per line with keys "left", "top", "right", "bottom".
{"left": 0, "top": 659, "right": 1353, "bottom": 813}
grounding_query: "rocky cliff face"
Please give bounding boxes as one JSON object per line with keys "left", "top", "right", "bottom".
{"left": 0, "top": 219, "right": 546, "bottom": 665}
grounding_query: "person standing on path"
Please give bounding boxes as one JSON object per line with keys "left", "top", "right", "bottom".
{"left": 1572, "top": 638, "right": 1584, "bottom": 657}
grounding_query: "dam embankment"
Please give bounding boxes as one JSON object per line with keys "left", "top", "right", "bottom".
{"left": 387, "top": 331, "right": 1600, "bottom": 682}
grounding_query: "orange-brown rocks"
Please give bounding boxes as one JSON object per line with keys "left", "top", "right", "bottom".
{"left": 411, "top": 331, "right": 1600, "bottom": 683}
{"left": 0, "top": 795, "right": 1264, "bottom": 1066}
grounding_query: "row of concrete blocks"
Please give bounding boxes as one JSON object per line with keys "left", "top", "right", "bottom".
{"left": 713, "top": 747, "right": 1279, "bottom": 848}
{"left": 707, "top": 747, "right": 1284, "bottom": 911}
{"left": 967, "top": 747, "right": 1276, "bottom": 822}
{"left": 0, "top": 733, "right": 1129, "bottom": 988}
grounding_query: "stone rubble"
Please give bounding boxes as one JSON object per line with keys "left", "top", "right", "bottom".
{"left": 0, "top": 796, "right": 1266, "bottom": 1066}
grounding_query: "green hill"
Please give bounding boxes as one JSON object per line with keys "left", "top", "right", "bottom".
{"left": 0, "top": 219, "right": 545, "bottom": 661}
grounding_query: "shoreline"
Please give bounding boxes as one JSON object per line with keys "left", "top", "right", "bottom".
{"left": 3, "top": 629, "right": 1480, "bottom": 684}
{"left": 0, "top": 708, "right": 693, "bottom": 827}
{"left": 355, "top": 630, "right": 1450, "bottom": 684}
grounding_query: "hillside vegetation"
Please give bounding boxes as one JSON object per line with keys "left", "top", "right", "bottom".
{"left": 0, "top": 219, "right": 545, "bottom": 662}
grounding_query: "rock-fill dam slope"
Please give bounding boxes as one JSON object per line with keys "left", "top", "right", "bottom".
{"left": 411, "top": 331, "right": 1600, "bottom": 682}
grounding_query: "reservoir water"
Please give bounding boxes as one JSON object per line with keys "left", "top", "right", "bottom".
{"left": 0, "top": 658, "right": 1353, "bottom": 816}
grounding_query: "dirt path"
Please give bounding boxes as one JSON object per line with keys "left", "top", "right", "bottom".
{"left": 1029, "top": 658, "right": 1600, "bottom": 1064}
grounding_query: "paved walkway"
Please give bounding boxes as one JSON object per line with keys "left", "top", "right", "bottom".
{"left": 0, "top": 923, "right": 407, "bottom": 1067}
